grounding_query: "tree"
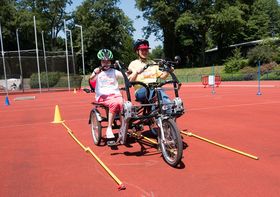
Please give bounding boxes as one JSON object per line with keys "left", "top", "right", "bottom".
{"left": 0, "top": 0, "right": 17, "bottom": 50}
{"left": 246, "top": 0, "right": 280, "bottom": 40}
{"left": 150, "top": 45, "right": 164, "bottom": 59}
{"left": 72, "top": 0, "right": 135, "bottom": 72}
{"left": 210, "top": 1, "right": 247, "bottom": 61}
{"left": 175, "top": 1, "right": 215, "bottom": 66}
{"left": 15, "top": 0, "right": 73, "bottom": 50}
{"left": 136, "top": 0, "right": 188, "bottom": 61}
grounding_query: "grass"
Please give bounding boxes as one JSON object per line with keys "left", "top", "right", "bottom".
{"left": 81, "top": 65, "right": 226, "bottom": 85}
{"left": 173, "top": 65, "right": 225, "bottom": 82}
{"left": 80, "top": 65, "right": 280, "bottom": 86}
{"left": 174, "top": 65, "right": 225, "bottom": 75}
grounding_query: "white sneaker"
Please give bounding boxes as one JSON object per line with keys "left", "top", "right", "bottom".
{"left": 106, "top": 127, "right": 115, "bottom": 139}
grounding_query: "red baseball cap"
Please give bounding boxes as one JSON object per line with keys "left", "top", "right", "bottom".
{"left": 134, "top": 39, "right": 151, "bottom": 51}
{"left": 137, "top": 44, "right": 150, "bottom": 50}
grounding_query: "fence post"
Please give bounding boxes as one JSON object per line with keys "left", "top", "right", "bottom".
{"left": 0, "top": 23, "right": 8, "bottom": 95}
{"left": 34, "top": 16, "right": 42, "bottom": 93}
{"left": 257, "top": 60, "right": 262, "bottom": 96}
{"left": 211, "top": 64, "right": 215, "bottom": 94}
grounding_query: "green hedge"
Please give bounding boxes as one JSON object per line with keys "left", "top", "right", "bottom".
{"left": 30, "top": 72, "right": 82, "bottom": 88}
{"left": 261, "top": 72, "right": 280, "bottom": 80}
{"left": 55, "top": 75, "right": 83, "bottom": 88}
{"left": 30, "top": 72, "right": 63, "bottom": 88}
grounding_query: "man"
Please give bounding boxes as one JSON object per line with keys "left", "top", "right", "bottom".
{"left": 128, "top": 39, "right": 172, "bottom": 103}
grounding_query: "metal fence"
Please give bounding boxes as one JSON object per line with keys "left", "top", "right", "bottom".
{"left": 173, "top": 70, "right": 280, "bottom": 83}
{"left": 0, "top": 50, "right": 82, "bottom": 93}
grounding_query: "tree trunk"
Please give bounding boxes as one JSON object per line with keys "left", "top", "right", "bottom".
{"left": 163, "top": 25, "right": 176, "bottom": 59}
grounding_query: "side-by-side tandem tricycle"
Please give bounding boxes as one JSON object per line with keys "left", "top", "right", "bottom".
{"left": 85, "top": 57, "right": 185, "bottom": 167}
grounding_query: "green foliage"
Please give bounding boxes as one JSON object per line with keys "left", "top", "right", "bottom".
{"left": 2, "top": 0, "right": 280, "bottom": 75}
{"left": 220, "top": 73, "right": 255, "bottom": 81}
{"left": 273, "top": 64, "right": 280, "bottom": 75}
{"left": 73, "top": 0, "right": 135, "bottom": 72}
{"left": 175, "top": 1, "right": 214, "bottom": 66}
{"left": 246, "top": 0, "right": 280, "bottom": 40}
{"left": 136, "top": 0, "right": 185, "bottom": 59}
{"left": 260, "top": 62, "right": 277, "bottom": 74}
{"left": 260, "top": 72, "right": 280, "bottom": 80}
{"left": 55, "top": 75, "right": 83, "bottom": 88}
{"left": 224, "top": 48, "right": 248, "bottom": 73}
{"left": 30, "top": 71, "right": 82, "bottom": 88}
{"left": 239, "top": 66, "right": 257, "bottom": 74}
{"left": 149, "top": 45, "right": 164, "bottom": 59}
{"left": 247, "top": 45, "right": 275, "bottom": 65}
{"left": 0, "top": 0, "right": 17, "bottom": 50}
{"left": 12, "top": 0, "right": 72, "bottom": 50}
{"left": 211, "top": 5, "right": 246, "bottom": 48}
{"left": 30, "top": 72, "right": 63, "bottom": 88}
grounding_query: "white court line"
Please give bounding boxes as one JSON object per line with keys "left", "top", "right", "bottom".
{"left": 220, "top": 84, "right": 276, "bottom": 88}
{"left": 0, "top": 118, "right": 88, "bottom": 129}
{"left": 184, "top": 84, "right": 277, "bottom": 88}
{"left": 0, "top": 102, "right": 91, "bottom": 113}
{"left": 188, "top": 101, "right": 280, "bottom": 111}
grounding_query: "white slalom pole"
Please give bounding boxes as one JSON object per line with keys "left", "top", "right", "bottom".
{"left": 34, "top": 16, "right": 42, "bottom": 93}
{"left": 75, "top": 24, "right": 85, "bottom": 75}
{"left": 41, "top": 31, "right": 49, "bottom": 89}
{"left": 64, "top": 19, "right": 70, "bottom": 91}
{"left": 69, "top": 30, "right": 75, "bottom": 75}
{"left": 0, "top": 23, "right": 8, "bottom": 95}
{"left": 80, "top": 25, "right": 85, "bottom": 76}
{"left": 16, "top": 28, "right": 24, "bottom": 92}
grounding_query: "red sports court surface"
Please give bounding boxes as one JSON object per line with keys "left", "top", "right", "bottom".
{"left": 0, "top": 81, "right": 279, "bottom": 196}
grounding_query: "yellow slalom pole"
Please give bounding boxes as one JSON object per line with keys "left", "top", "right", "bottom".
{"left": 85, "top": 148, "right": 125, "bottom": 190}
{"left": 181, "top": 131, "right": 259, "bottom": 160}
{"left": 62, "top": 122, "right": 72, "bottom": 132}
{"left": 131, "top": 132, "right": 158, "bottom": 145}
{"left": 61, "top": 122, "right": 125, "bottom": 190}
{"left": 62, "top": 122, "right": 88, "bottom": 151}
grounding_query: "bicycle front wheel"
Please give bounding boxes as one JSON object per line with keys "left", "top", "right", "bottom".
{"left": 159, "top": 119, "right": 183, "bottom": 167}
{"left": 90, "top": 111, "right": 102, "bottom": 145}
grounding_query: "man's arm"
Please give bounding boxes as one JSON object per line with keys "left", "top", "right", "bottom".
{"left": 127, "top": 63, "right": 141, "bottom": 81}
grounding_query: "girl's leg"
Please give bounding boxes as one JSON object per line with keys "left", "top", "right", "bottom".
{"left": 106, "top": 112, "right": 115, "bottom": 139}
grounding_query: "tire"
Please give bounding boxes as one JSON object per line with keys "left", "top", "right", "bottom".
{"left": 159, "top": 119, "right": 183, "bottom": 167}
{"left": 90, "top": 111, "right": 102, "bottom": 145}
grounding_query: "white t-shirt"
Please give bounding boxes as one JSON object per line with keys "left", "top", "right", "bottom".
{"left": 95, "top": 69, "right": 123, "bottom": 101}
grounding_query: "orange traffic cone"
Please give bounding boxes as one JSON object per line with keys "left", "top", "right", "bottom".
{"left": 51, "top": 105, "right": 64, "bottom": 123}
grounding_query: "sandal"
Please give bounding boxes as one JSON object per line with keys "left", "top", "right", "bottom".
{"left": 107, "top": 138, "right": 116, "bottom": 146}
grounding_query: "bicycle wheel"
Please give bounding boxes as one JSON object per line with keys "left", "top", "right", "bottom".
{"left": 90, "top": 111, "right": 102, "bottom": 145}
{"left": 158, "top": 118, "right": 183, "bottom": 167}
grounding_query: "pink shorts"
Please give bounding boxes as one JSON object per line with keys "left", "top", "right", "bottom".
{"left": 97, "top": 94, "right": 123, "bottom": 114}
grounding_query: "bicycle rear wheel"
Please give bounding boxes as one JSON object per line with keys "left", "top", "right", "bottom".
{"left": 90, "top": 110, "right": 102, "bottom": 145}
{"left": 159, "top": 118, "right": 183, "bottom": 167}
